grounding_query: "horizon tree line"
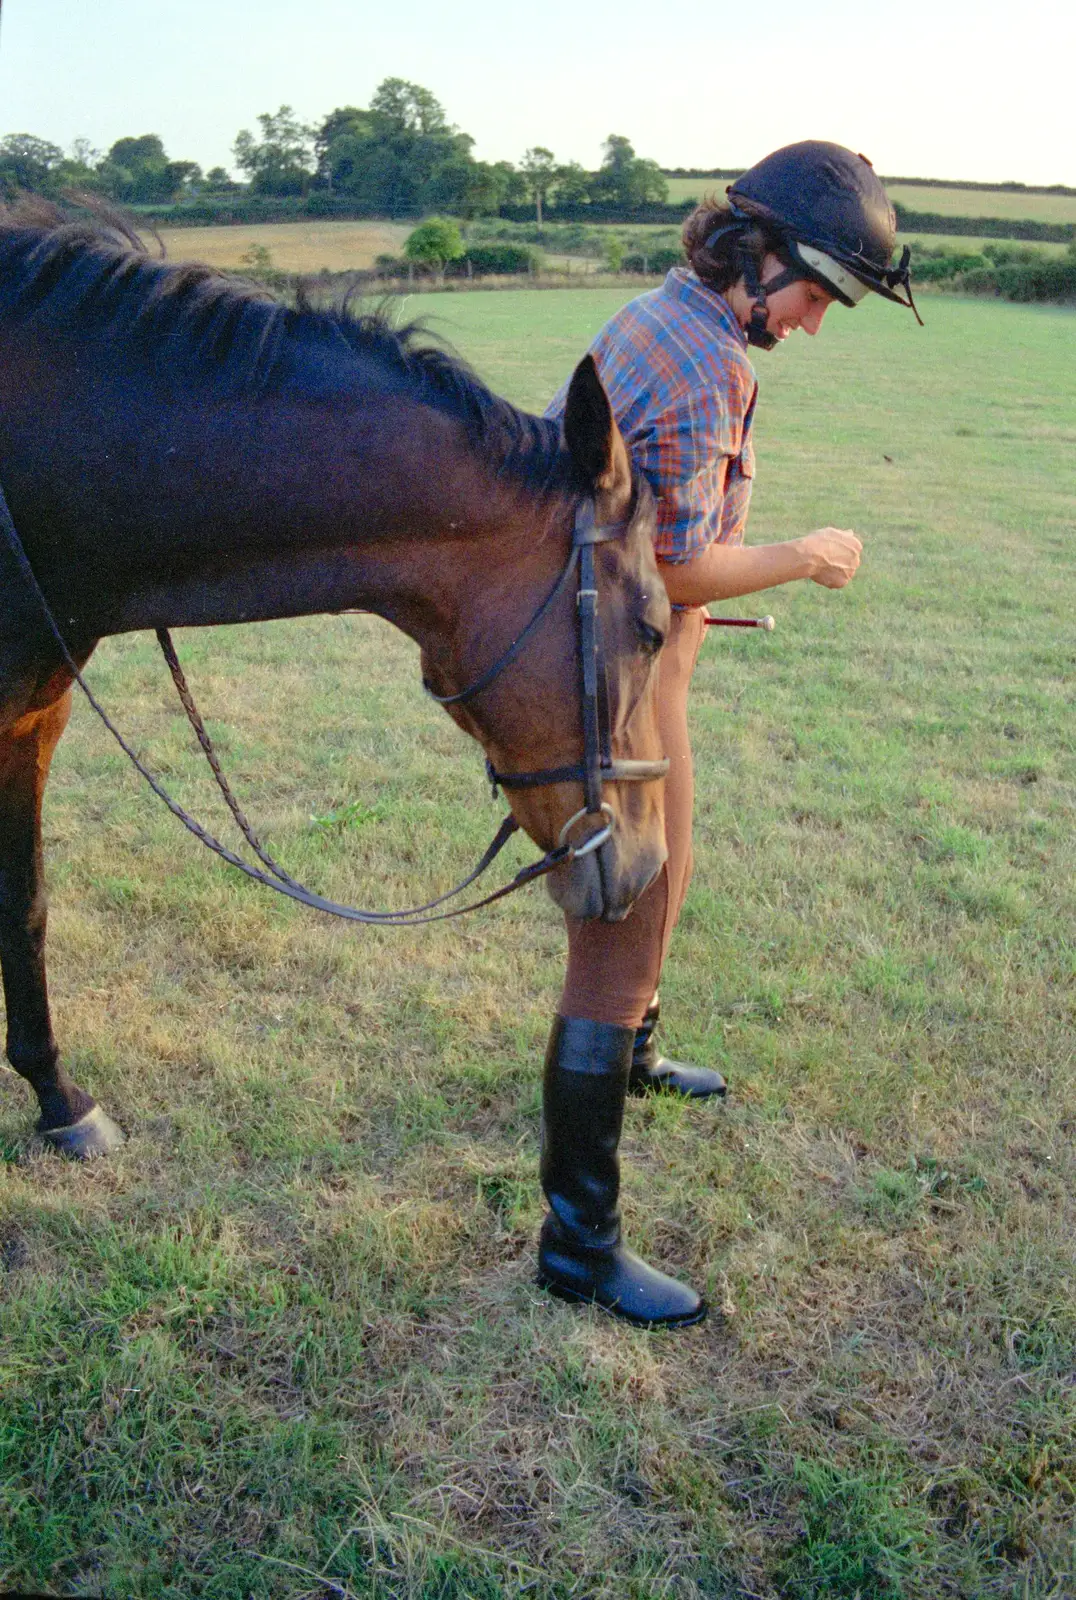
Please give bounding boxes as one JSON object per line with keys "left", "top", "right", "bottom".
{"left": 0, "top": 78, "right": 671, "bottom": 221}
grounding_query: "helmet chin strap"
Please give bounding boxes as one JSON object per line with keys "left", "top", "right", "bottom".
{"left": 740, "top": 250, "right": 799, "bottom": 351}
{"left": 702, "top": 207, "right": 803, "bottom": 351}
{"left": 703, "top": 210, "right": 778, "bottom": 351}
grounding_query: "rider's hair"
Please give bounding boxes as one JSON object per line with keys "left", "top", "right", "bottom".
{"left": 681, "top": 198, "right": 784, "bottom": 294}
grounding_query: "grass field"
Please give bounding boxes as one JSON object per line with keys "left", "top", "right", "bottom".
{"left": 1, "top": 287, "right": 1075, "bottom": 1599}
{"left": 662, "top": 175, "right": 1076, "bottom": 224}
{"left": 886, "top": 185, "right": 1076, "bottom": 224}
{"left": 899, "top": 233, "right": 1067, "bottom": 258}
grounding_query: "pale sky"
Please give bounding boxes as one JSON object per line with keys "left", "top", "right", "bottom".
{"left": 0, "top": 0, "right": 1073, "bottom": 188}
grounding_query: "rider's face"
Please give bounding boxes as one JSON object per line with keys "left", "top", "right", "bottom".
{"left": 758, "top": 254, "right": 836, "bottom": 339}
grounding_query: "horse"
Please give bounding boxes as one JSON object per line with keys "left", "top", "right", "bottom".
{"left": 0, "top": 202, "right": 672, "bottom": 1160}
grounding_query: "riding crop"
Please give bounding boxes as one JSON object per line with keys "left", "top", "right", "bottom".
{"left": 704, "top": 613, "right": 775, "bottom": 630}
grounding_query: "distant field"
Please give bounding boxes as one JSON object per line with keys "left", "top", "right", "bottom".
{"left": 900, "top": 231, "right": 1066, "bottom": 256}
{"left": 155, "top": 219, "right": 412, "bottom": 272}
{"left": 663, "top": 174, "right": 1076, "bottom": 223}
{"left": 661, "top": 175, "right": 729, "bottom": 205}
{"left": 152, "top": 218, "right": 1065, "bottom": 290}
{"left": 887, "top": 184, "right": 1076, "bottom": 223}
{"left": 607, "top": 223, "right": 1064, "bottom": 259}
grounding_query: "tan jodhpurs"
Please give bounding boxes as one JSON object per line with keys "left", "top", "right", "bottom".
{"left": 559, "top": 605, "right": 708, "bottom": 1028}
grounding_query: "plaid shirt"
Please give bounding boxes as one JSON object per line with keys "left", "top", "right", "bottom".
{"left": 546, "top": 268, "right": 758, "bottom": 563}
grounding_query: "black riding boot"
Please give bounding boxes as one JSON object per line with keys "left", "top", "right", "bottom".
{"left": 537, "top": 1014, "right": 706, "bottom": 1328}
{"left": 628, "top": 995, "right": 727, "bottom": 1100}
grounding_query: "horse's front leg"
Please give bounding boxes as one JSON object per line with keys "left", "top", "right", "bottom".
{"left": 0, "top": 691, "right": 124, "bottom": 1158}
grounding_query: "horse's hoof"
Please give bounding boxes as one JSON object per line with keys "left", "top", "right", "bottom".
{"left": 39, "top": 1105, "right": 126, "bottom": 1160}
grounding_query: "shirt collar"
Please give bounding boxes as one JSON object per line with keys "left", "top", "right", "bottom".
{"left": 664, "top": 267, "right": 748, "bottom": 350}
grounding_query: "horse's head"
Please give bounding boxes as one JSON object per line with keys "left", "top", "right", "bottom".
{"left": 426, "top": 355, "right": 671, "bottom": 922}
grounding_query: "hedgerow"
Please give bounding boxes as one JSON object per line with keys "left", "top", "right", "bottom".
{"left": 909, "top": 242, "right": 1076, "bottom": 302}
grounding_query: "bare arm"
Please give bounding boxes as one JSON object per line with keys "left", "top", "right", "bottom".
{"left": 658, "top": 526, "right": 863, "bottom": 607}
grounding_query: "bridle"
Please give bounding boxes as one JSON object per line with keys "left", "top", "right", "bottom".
{"left": 424, "top": 493, "right": 669, "bottom": 863}
{"left": 0, "top": 473, "right": 668, "bottom": 925}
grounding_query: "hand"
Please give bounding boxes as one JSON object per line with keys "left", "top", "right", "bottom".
{"left": 802, "top": 527, "right": 862, "bottom": 589}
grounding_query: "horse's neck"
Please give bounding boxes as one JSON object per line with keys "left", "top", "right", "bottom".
{"left": 107, "top": 460, "right": 567, "bottom": 646}
{"left": 9, "top": 360, "right": 568, "bottom": 646}
{"left": 103, "top": 526, "right": 528, "bottom": 642}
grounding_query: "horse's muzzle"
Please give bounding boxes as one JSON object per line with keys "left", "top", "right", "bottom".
{"left": 545, "top": 832, "right": 666, "bottom": 922}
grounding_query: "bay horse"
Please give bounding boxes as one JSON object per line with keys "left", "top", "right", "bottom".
{"left": 0, "top": 203, "right": 672, "bottom": 1159}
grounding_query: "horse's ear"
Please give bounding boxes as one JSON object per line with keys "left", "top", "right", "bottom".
{"left": 563, "top": 354, "right": 632, "bottom": 508}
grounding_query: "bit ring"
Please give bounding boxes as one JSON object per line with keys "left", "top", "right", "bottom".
{"left": 558, "top": 802, "right": 615, "bottom": 858}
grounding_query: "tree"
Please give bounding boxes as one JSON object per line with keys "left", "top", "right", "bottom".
{"left": 0, "top": 133, "right": 65, "bottom": 195}
{"left": 57, "top": 137, "right": 105, "bottom": 192}
{"left": 204, "top": 166, "right": 241, "bottom": 195}
{"left": 97, "top": 134, "right": 200, "bottom": 202}
{"left": 316, "top": 81, "right": 479, "bottom": 217}
{"left": 624, "top": 157, "right": 668, "bottom": 206}
{"left": 425, "top": 153, "right": 487, "bottom": 216}
{"left": 450, "top": 160, "right": 521, "bottom": 218}
{"left": 404, "top": 216, "right": 464, "bottom": 281}
{"left": 371, "top": 78, "right": 450, "bottom": 136}
{"left": 520, "top": 146, "right": 556, "bottom": 228}
{"left": 233, "top": 106, "right": 316, "bottom": 196}
{"left": 554, "top": 161, "right": 592, "bottom": 208}
{"left": 592, "top": 134, "right": 668, "bottom": 208}
{"left": 165, "top": 160, "right": 203, "bottom": 196}
{"left": 600, "top": 135, "right": 636, "bottom": 179}
{"left": 69, "top": 137, "right": 101, "bottom": 170}
{"left": 108, "top": 134, "right": 166, "bottom": 170}
{"left": 326, "top": 134, "right": 420, "bottom": 214}
{"left": 603, "top": 235, "right": 625, "bottom": 273}
{"left": 322, "top": 129, "right": 373, "bottom": 198}
{"left": 314, "top": 106, "right": 376, "bottom": 189}
{"left": 491, "top": 160, "right": 528, "bottom": 208}
{"left": 105, "top": 134, "right": 171, "bottom": 201}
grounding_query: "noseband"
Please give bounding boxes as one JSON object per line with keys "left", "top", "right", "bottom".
{"left": 425, "top": 495, "right": 670, "bottom": 857}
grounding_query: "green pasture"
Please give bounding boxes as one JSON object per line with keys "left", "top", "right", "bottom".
{"left": 900, "top": 232, "right": 1066, "bottom": 258}
{"left": 1, "top": 288, "right": 1074, "bottom": 1598}
{"left": 887, "top": 185, "right": 1076, "bottom": 225}
{"left": 662, "top": 174, "right": 1076, "bottom": 225}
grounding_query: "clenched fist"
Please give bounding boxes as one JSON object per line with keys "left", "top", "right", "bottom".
{"left": 802, "top": 526, "right": 862, "bottom": 589}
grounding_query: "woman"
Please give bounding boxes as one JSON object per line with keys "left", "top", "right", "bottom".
{"left": 537, "top": 141, "right": 921, "bottom": 1328}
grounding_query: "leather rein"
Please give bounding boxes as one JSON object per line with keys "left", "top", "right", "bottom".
{"left": 0, "top": 479, "right": 667, "bottom": 925}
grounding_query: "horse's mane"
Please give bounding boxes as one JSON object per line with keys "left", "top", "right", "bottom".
{"left": 0, "top": 197, "right": 571, "bottom": 493}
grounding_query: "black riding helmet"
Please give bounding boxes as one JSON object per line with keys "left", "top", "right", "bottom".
{"left": 707, "top": 140, "right": 923, "bottom": 349}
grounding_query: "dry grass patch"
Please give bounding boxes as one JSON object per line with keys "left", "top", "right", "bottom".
{"left": 155, "top": 220, "right": 413, "bottom": 273}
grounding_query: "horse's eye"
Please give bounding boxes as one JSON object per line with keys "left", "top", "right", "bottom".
{"left": 638, "top": 620, "right": 665, "bottom": 655}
